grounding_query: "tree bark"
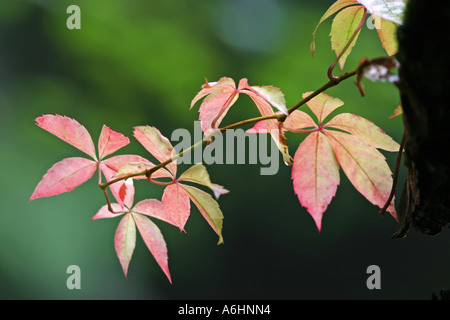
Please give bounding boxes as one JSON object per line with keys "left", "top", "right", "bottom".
{"left": 394, "top": 0, "right": 450, "bottom": 237}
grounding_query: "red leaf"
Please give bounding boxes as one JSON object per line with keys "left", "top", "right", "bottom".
{"left": 292, "top": 131, "right": 340, "bottom": 231}
{"left": 132, "top": 212, "right": 172, "bottom": 283}
{"left": 30, "top": 157, "right": 96, "bottom": 201}
{"left": 98, "top": 125, "right": 130, "bottom": 159}
{"left": 102, "top": 154, "right": 172, "bottom": 180}
{"left": 35, "top": 115, "right": 97, "bottom": 160}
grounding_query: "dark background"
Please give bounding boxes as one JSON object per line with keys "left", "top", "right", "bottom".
{"left": 0, "top": 0, "right": 448, "bottom": 299}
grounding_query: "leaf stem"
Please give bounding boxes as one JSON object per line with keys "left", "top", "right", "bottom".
{"left": 378, "top": 130, "right": 406, "bottom": 216}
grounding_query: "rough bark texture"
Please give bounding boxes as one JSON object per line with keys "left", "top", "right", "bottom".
{"left": 393, "top": 0, "right": 450, "bottom": 237}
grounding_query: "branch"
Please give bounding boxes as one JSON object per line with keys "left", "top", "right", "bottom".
{"left": 98, "top": 67, "right": 359, "bottom": 202}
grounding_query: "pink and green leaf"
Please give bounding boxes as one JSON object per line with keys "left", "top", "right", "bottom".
{"left": 133, "top": 126, "right": 177, "bottom": 176}
{"left": 114, "top": 213, "right": 136, "bottom": 277}
{"left": 292, "top": 131, "right": 340, "bottom": 232}
{"left": 181, "top": 184, "right": 224, "bottom": 245}
{"left": 178, "top": 164, "right": 229, "bottom": 199}
{"left": 325, "top": 130, "right": 397, "bottom": 220}
{"left": 303, "top": 92, "right": 344, "bottom": 124}
{"left": 325, "top": 113, "right": 400, "bottom": 151}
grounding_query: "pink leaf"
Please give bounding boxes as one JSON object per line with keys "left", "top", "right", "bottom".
{"left": 102, "top": 155, "right": 171, "bottom": 180}
{"left": 100, "top": 164, "right": 127, "bottom": 207}
{"left": 190, "top": 77, "right": 236, "bottom": 109}
{"left": 114, "top": 213, "right": 136, "bottom": 277}
{"left": 132, "top": 198, "right": 177, "bottom": 228}
{"left": 35, "top": 114, "right": 97, "bottom": 160}
{"left": 191, "top": 77, "right": 239, "bottom": 135}
{"left": 98, "top": 125, "right": 130, "bottom": 160}
{"left": 30, "top": 157, "right": 96, "bottom": 201}
{"left": 303, "top": 92, "right": 344, "bottom": 124}
{"left": 132, "top": 212, "right": 172, "bottom": 283}
{"left": 91, "top": 203, "right": 125, "bottom": 220}
{"left": 161, "top": 183, "right": 191, "bottom": 231}
{"left": 325, "top": 130, "right": 397, "bottom": 220}
{"left": 325, "top": 113, "right": 400, "bottom": 151}
{"left": 133, "top": 126, "right": 177, "bottom": 176}
{"left": 284, "top": 110, "right": 317, "bottom": 131}
{"left": 292, "top": 131, "right": 340, "bottom": 232}
{"left": 238, "top": 78, "right": 288, "bottom": 115}
{"left": 243, "top": 90, "right": 292, "bottom": 165}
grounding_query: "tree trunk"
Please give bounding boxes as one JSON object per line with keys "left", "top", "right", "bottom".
{"left": 394, "top": 0, "right": 450, "bottom": 237}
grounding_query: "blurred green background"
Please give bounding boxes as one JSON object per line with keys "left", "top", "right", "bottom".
{"left": 0, "top": 0, "right": 448, "bottom": 300}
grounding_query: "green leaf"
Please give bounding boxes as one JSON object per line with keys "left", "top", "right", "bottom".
{"left": 330, "top": 5, "right": 366, "bottom": 70}
{"left": 180, "top": 184, "right": 224, "bottom": 245}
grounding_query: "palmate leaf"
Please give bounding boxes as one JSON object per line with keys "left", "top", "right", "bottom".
{"left": 30, "top": 115, "right": 141, "bottom": 205}
{"left": 191, "top": 77, "right": 292, "bottom": 164}
{"left": 92, "top": 180, "right": 172, "bottom": 282}
{"left": 288, "top": 93, "right": 398, "bottom": 230}
{"left": 132, "top": 125, "right": 227, "bottom": 242}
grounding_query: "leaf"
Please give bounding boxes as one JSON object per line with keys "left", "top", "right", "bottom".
{"left": 100, "top": 163, "right": 128, "bottom": 206}
{"left": 239, "top": 78, "right": 288, "bottom": 115}
{"left": 330, "top": 5, "right": 366, "bottom": 70}
{"left": 178, "top": 164, "right": 229, "bottom": 199}
{"left": 311, "top": 0, "right": 359, "bottom": 56}
{"left": 103, "top": 155, "right": 171, "bottom": 180}
{"left": 132, "top": 198, "right": 177, "bottom": 228}
{"left": 303, "top": 92, "right": 344, "bottom": 124}
{"left": 283, "top": 110, "right": 317, "bottom": 131}
{"left": 35, "top": 114, "right": 97, "bottom": 160}
{"left": 292, "top": 131, "right": 340, "bottom": 232}
{"left": 133, "top": 126, "right": 177, "bottom": 176}
{"left": 373, "top": 14, "right": 399, "bottom": 56}
{"left": 190, "top": 77, "right": 236, "bottom": 109}
{"left": 91, "top": 203, "right": 125, "bottom": 220}
{"left": 242, "top": 86, "right": 292, "bottom": 165}
{"left": 389, "top": 104, "right": 403, "bottom": 119}
{"left": 132, "top": 212, "right": 172, "bottom": 283}
{"left": 114, "top": 213, "right": 136, "bottom": 277}
{"left": 181, "top": 184, "right": 224, "bottom": 245}
{"left": 325, "top": 130, "right": 397, "bottom": 219}
{"left": 30, "top": 157, "right": 96, "bottom": 201}
{"left": 98, "top": 125, "right": 130, "bottom": 160}
{"left": 325, "top": 113, "right": 400, "bottom": 151}
{"left": 161, "top": 183, "right": 191, "bottom": 231}
{"left": 357, "top": 0, "right": 405, "bottom": 25}
{"left": 114, "top": 161, "right": 173, "bottom": 180}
